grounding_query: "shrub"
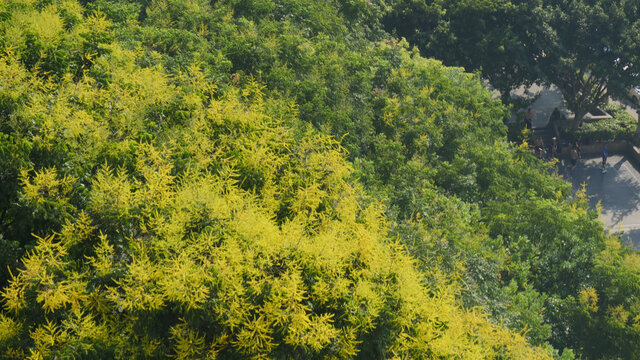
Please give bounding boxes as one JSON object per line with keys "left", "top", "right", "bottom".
{"left": 560, "top": 103, "right": 637, "bottom": 143}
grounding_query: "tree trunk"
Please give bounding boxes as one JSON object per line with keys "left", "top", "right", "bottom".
{"left": 570, "top": 111, "right": 586, "bottom": 131}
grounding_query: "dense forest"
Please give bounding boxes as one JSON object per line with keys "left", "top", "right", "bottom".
{"left": 0, "top": 0, "right": 639, "bottom": 359}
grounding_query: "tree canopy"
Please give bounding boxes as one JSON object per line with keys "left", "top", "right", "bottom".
{"left": 385, "top": 0, "right": 640, "bottom": 125}
{"left": 0, "top": 0, "right": 639, "bottom": 359}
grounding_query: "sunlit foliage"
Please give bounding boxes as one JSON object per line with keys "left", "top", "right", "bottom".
{"left": 1, "top": 0, "right": 636, "bottom": 359}
{"left": 0, "top": 1, "right": 557, "bottom": 358}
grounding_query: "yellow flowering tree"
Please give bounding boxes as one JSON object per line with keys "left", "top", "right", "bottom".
{"left": 0, "top": 2, "right": 554, "bottom": 358}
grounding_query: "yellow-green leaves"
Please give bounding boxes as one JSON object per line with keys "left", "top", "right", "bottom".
{"left": 0, "top": 313, "right": 20, "bottom": 347}
{"left": 9, "top": 8, "right": 64, "bottom": 46}
{"left": 0, "top": 1, "right": 555, "bottom": 358}
{"left": 20, "top": 168, "right": 75, "bottom": 208}
{"left": 158, "top": 252, "right": 211, "bottom": 310}
{"left": 110, "top": 240, "right": 165, "bottom": 312}
{"left": 170, "top": 321, "right": 207, "bottom": 359}
{"left": 86, "top": 234, "right": 114, "bottom": 277}
{"left": 58, "top": 211, "right": 94, "bottom": 249}
{"left": 578, "top": 288, "right": 599, "bottom": 313}
{"left": 88, "top": 165, "right": 135, "bottom": 221}
{"left": 2, "top": 235, "right": 73, "bottom": 314}
{"left": 29, "top": 319, "right": 69, "bottom": 359}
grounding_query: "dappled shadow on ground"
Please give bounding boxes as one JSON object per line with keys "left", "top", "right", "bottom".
{"left": 559, "top": 155, "right": 640, "bottom": 243}
{"left": 601, "top": 157, "right": 640, "bottom": 225}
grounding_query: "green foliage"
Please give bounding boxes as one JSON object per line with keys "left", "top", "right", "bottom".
{"left": 0, "top": 134, "right": 31, "bottom": 280}
{"left": 0, "top": 0, "right": 113, "bottom": 81}
{"left": 383, "top": 0, "right": 540, "bottom": 97}
{"left": 548, "top": 239, "right": 640, "bottom": 359}
{"left": 0, "top": 162, "right": 552, "bottom": 357}
{"left": 0, "top": 3, "right": 556, "bottom": 358}
{"left": 485, "top": 188, "right": 605, "bottom": 296}
{"left": 0, "top": 0, "right": 634, "bottom": 358}
{"left": 384, "top": 0, "right": 640, "bottom": 127}
{"left": 533, "top": 0, "right": 640, "bottom": 128}
{"left": 560, "top": 103, "right": 638, "bottom": 143}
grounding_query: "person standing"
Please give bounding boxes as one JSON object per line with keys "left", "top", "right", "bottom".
{"left": 570, "top": 146, "right": 579, "bottom": 168}
{"left": 551, "top": 137, "right": 558, "bottom": 158}
{"left": 524, "top": 108, "right": 533, "bottom": 129}
{"left": 601, "top": 146, "right": 608, "bottom": 173}
{"left": 534, "top": 137, "right": 545, "bottom": 158}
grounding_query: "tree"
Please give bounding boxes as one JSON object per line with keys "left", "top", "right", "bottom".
{"left": 2, "top": 0, "right": 638, "bottom": 358}
{"left": 0, "top": 3, "right": 556, "bottom": 358}
{"left": 383, "top": 0, "right": 543, "bottom": 100}
{"left": 384, "top": 0, "right": 640, "bottom": 124}
{"left": 547, "top": 239, "right": 640, "bottom": 359}
{"left": 538, "top": 0, "right": 640, "bottom": 129}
